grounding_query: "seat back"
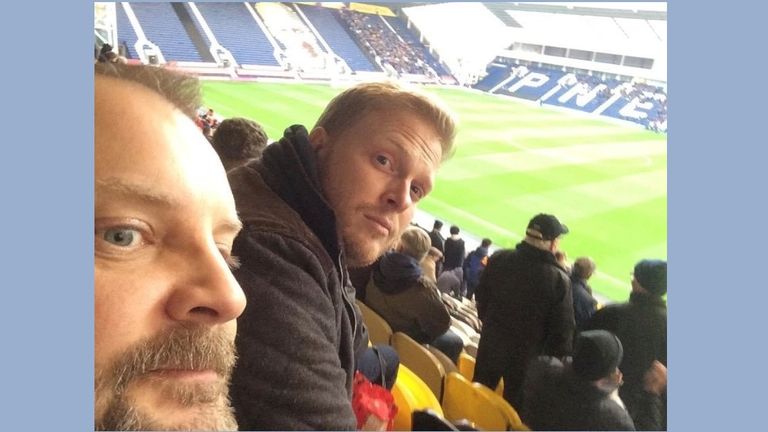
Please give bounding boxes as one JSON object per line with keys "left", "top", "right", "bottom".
{"left": 472, "top": 383, "right": 529, "bottom": 431}
{"left": 427, "top": 345, "right": 459, "bottom": 374}
{"left": 412, "top": 409, "right": 460, "bottom": 431}
{"left": 457, "top": 351, "right": 476, "bottom": 381}
{"left": 391, "top": 364, "right": 444, "bottom": 431}
{"left": 442, "top": 372, "right": 507, "bottom": 430}
{"left": 356, "top": 300, "right": 393, "bottom": 345}
{"left": 391, "top": 332, "right": 446, "bottom": 400}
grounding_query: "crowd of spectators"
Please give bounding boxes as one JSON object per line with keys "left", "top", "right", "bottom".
{"left": 337, "top": 8, "right": 435, "bottom": 77}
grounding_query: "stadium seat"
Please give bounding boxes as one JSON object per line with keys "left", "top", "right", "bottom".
{"left": 391, "top": 364, "right": 444, "bottom": 431}
{"left": 412, "top": 409, "right": 460, "bottom": 431}
{"left": 427, "top": 345, "right": 459, "bottom": 374}
{"left": 458, "top": 351, "right": 476, "bottom": 381}
{"left": 391, "top": 332, "right": 446, "bottom": 400}
{"left": 472, "top": 382, "right": 529, "bottom": 431}
{"left": 464, "top": 343, "right": 478, "bottom": 358}
{"left": 356, "top": 300, "right": 393, "bottom": 345}
{"left": 442, "top": 372, "right": 507, "bottom": 431}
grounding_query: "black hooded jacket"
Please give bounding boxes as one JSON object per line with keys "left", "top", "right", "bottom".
{"left": 227, "top": 125, "right": 367, "bottom": 430}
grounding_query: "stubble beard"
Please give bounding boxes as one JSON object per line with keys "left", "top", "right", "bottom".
{"left": 95, "top": 326, "right": 238, "bottom": 431}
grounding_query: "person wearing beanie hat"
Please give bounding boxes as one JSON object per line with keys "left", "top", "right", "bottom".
{"left": 582, "top": 259, "right": 668, "bottom": 430}
{"left": 633, "top": 259, "right": 667, "bottom": 297}
{"left": 473, "top": 213, "right": 575, "bottom": 409}
{"left": 521, "top": 330, "right": 635, "bottom": 431}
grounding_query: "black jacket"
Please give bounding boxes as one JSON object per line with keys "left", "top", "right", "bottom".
{"left": 583, "top": 292, "right": 667, "bottom": 430}
{"left": 473, "top": 241, "right": 575, "bottom": 407}
{"left": 522, "top": 356, "right": 635, "bottom": 431}
{"left": 227, "top": 125, "right": 367, "bottom": 430}
{"left": 571, "top": 276, "right": 597, "bottom": 327}
{"left": 443, "top": 236, "right": 465, "bottom": 270}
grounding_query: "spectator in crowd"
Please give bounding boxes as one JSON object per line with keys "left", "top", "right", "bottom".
{"left": 211, "top": 117, "right": 269, "bottom": 171}
{"left": 437, "top": 266, "right": 463, "bottom": 299}
{"left": 521, "top": 330, "right": 635, "bottom": 431}
{"left": 201, "top": 108, "right": 218, "bottom": 129}
{"left": 365, "top": 227, "right": 464, "bottom": 362}
{"left": 443, "top": 225, "right": 466, "bottom": 272}
{"left": 463, "top": 238, "right": 492, "bottom": 300}
{"left": 95, "top": 63, "right": 246, "bottom": 431}
{"left": 583, "top": 259, "right": 667, "bottom": 430}
{"left": 428, "top": 219, "right": 445, "bottom": 278}
{"left": 421, "top": 246, "right": 444, "bottom": 284}
{"left": 571, "top": 257, "right": 598, "bottom": 327}
{"left": 474, "top": 213, "right": 575, "bottom": 408}
{"left": 227, "top": 81, "right": 456, "bottom": 430}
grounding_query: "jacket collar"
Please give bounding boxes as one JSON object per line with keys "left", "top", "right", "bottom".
{"left": 255, "top": 124, "right": 342, "bottom": 268}
{"left": 629, "top": 291, "right": 667, "bottom": 308}
{"left": 516, "top": 240, "right": 558, "bottom": 265}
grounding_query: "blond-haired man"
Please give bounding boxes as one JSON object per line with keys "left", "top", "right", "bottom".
{"left": 228, "top": 81, "right": 456, "bottom": 429}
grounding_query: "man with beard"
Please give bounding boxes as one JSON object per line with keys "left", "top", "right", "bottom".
{"left": 228, "top": 82, "right": 456, "bottom": 429}
{"left": 95, "top": 63, "right": 246, "bottom": 430}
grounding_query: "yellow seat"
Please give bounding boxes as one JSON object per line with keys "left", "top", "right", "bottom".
{"left": 473, "top": 382, "right": 529, "bottom": 431}
{"left": 426, "top": 345, "right": 459, "bottom": 375}
{"left": 442, "top": 372, "right": 507, "bottom": 431}
{"left": 391, "top": 364, "right": 444, "bottom": 431}
{"left": 356, "top": 300, "right": 393, "bottom": 345}
{"left": 391, "top": 332, "right": 446, "bottom": 400}
{"left": 457, "top": 351, "right": 475, "bottom": 381}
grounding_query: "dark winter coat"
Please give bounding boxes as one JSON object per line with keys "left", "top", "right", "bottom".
{"left": 364, "top": 251, "right": 451, "bottom": 344}
{"left": 443, "top": 236, "right": 465, "bottom": 270}
{"left": 473, "top": 241, "right": 575, "bottom": 408}
{"left": 571, "top": 276, "right": 598, "bottom": 327}
{"left": 522, "top": 356, "right": 635, "bottom": 431}
{"left": 227, "top": 125, "right": 367, "bottom": 430}
{"left": 583, "top": 291, "right": 667, "bottom": 430}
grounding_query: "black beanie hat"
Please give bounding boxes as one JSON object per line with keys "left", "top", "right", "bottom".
{"left": 572, "top": 330, "right": 623, "bottom": 381}
{"left": 634, "top": 259, "right": 667, "bottom": 296}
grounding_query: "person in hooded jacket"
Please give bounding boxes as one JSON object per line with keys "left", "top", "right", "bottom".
{"left": 365, "top": 226, "right": 464, "bottom": 362}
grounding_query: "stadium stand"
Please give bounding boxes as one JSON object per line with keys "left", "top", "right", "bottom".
{"left": 115, "top": 4, "right": 139, "bottom": 60}
{"left": 383, "top": 14, "right": 450, "bottom": 77}
{"left": 194, "top": 2, "right": 279, "bottom": 66}
{"left": 130, "top": 2, "right": 204, "bottom": 62}
{"left": 298, "top": 4, "right": 378, "bottom": 72}
{"left": 477, "top": 60, "right": 667, "bottom": 130}
{"left": 254, "top": 3, "right": 328, "bottom": 72}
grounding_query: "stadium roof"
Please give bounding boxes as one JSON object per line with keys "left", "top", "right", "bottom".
{"left": 368, "top": 2, "right": 667, "bottom": 22}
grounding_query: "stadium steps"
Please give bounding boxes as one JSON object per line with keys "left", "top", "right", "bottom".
{"left": 130, "top": 2, "right": 203, "bottom": 62}
{"left": 195, "top": 2, "right": 280, "bottom": 67}
{"left": 172, "top": 3, "right": 214, "bottom": 62}
{"left": 115, "top": 3, "right": 139, "bottom": 59}
{"left": 297, "top": 4, "right": 378, "bottom": 72}
{"left": 474, "top": 64, "right": 511, "bottom": 92}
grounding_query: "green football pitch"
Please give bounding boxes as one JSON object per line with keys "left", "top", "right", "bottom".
{"left": 202, "top": 81, "right": 667, "bottom": 302}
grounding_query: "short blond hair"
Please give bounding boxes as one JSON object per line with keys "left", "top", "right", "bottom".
{"left": 397, "top": 227, "right": 432, "bottom": 262}
{"left": 314, "top": 81, "right": 457, "bottom": 162}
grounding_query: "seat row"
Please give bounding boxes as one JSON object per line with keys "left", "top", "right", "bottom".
{"left": 357, "top": 301, "right": 528, "bottom": 430}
